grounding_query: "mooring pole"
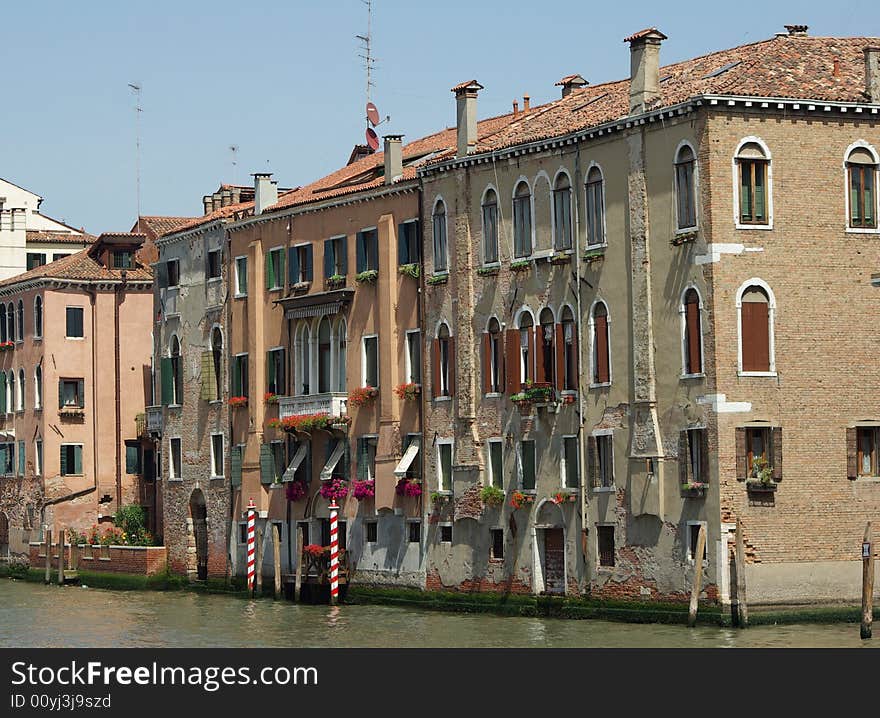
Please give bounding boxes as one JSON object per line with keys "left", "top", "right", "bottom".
{"left": 44, "top": 528, "right": 52, "bottom": 584}
{"left": 294, "top": 525, "right": 304, "bottom": 602}
{"left": 255, "top": 526, "right": 265, "bottom": 595}
{"left": 273, "top": 522, "right": 282, "bottom": 600}
{"left": 329, "top": 501, "right": 339, "bottom": 606}
{"left": 861, "top": 522, "right": 873, "bottom": 640}
{"left": 246, "top": 498, "right": 256, "bottom": 596}
{"left": 57, "top": 527, "right": 65, "bottom": 586}
{"left": 735, "top": 517, "right": 748, "bottom": 628}
{"left": 688, "top": 524, "right": 707, "bottom": 627}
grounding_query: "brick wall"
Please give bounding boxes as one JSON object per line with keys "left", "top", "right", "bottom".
{"left": 29, "top": 542, "right": 168, "bottom": 576}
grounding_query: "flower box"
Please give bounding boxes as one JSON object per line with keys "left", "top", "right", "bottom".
{"left": 269, "top": 413, "right": 351, "bottom": 434}
{"left": 746, "top": 480, "right": 777, "bottom": 494}
{"left": 355, "top": 269, "right": 379, "bottom": 284}
{"left": 348, "top": 385, "right": 379, "bottom": 408}
{"left": 325, "top": 275, "right": 346, "bottom": 290}
{"left": 509, "top": 260, "right": 531, "bottom": 272}
{"left": 228, "top": 396, "right": 248, "bottom": 408}
{"left": 477, "top": 265, "right": 500, "bottom": 277}
{"left": 394, "top": 382, "right": 421, "bottom": 401}
{"left": 285, "top": 480, "right": 307, "bottom": 502}
{"left": 480, "top": 485, "right": 504, "bottom": 508}
{"left": 429, "top": 491, "right": 451, "bottom": 506}
{"left": 319, "top": 478, "right": 349, "bottom": 502}
{"left": 292, "top": 281, "right": 310, "bottom": 293}
{"left": 353, "top": 479, "right": 375, "bottom": 501}
{"left": 396, "top": 478, "right": 423, "bottom": 498}
{"left": 0, "top": 341, "right": 13, "bottom": 351}
{"left": 509, "top": 491, "right": 535, "bottom": 510}
{"left": 551, "top": 491, "right": 577, "bottom": 505}
{"left": 670, "top": 231, "right": 698, "bottom": 247}
{"left": 59, "top": 406, "right": 85, "bottom": 417}
{"left": 583, "top": 247, "right": 606, "bottom": 264}
{"left": 549, "top": 252, "right": 571, "bottom": 265}
{"left": 264, "top": 392, "right": 280, "bottom": 405}
{"left": 427, "top": 273, "right": 449, "bottom": 286}
{"left": 681, "top": 482, "right": 707, "bottom": 498}
{"left": 398, "top": 263, "right": 420, "bottom": 279}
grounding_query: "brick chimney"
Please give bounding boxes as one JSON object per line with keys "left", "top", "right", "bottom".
{"left": 253, "top": 173, "right": 278, "bottom": 215}
{"left": 523, "top": 94, "right": 530, "bottom": 111}
{"left": 203, "top": 195, "right": 213, "bottom": 215}
{"left": 555, "top": 74, "right": 588, "bottom": 98}
{"left": 384, "top": 135, "right": 404, "bottom": 184}
{"left": 865, "top": 47, "right": 880, "bottom": 103}
{"left": 625, "top": 28, "right": 667, "bottom": 114}
{"left": 451, "top": 80, "right": 484, "bottom": 158}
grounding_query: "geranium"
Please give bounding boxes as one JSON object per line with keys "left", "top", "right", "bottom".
{"left": 394, "top": 382, "right": 420, "bottom": 400}
{"left": 269, "top": 413, "right": 350, "bottom": 433}
{"left": 99, "top": 526, "right": 124, "bottom": 546}
{"left": 285, "top": 480, "right": 307, "bottom": 502}
{"left": 348, "top": 386, "right": 379, "bottom": 407}
{"left": 510, "top": 491, "right": 534, "bottom": 510}
{"left": 319, "top": 478, "right": 349, "bottom": 502}
{"left": 228, "top": 396, "right": 248, "bottom": 407}
{"left": 395, "top": 477, "right": 422, "bottom": 497}
{"left": 352, "top": 479, "right": 375, "bottom": 500}
{"left": 264, "top": 392, "right": 280, "bottom": 404}
{"left": 303, "top": 544, "right": 326, "bottom": 558}
{"left": 552, "top": 491, "right": 565, "bottom": 505}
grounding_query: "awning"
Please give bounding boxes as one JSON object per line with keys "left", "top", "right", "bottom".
{"left": 393, "top": 438, "right": 420, "bottom": 477}
{"left": 319, "top": 441, "right": 346, "bottom": 481}
{"left": 277, "top": 288, "right": 355, "bottom": 320}
{"left": 282, "top": 443, "right": 308, "bottom": 481}
{"left": 285, "top": 303, "right": 342, "bottom": 320}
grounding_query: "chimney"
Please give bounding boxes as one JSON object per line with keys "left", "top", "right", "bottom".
{"left": 203, "top": 195, "right": 213, "bottom": 215}
{"left": 625, "top": 28, "right": 667, "bottom": 114}
{"left": 221, "top": 188, "right": 232, "bottom": 207}
{"left": 231, "top": 186, "right": 241, "bottom": 204}
{"left": 384, "top": 135, "right": 404, "bottom": 184}
{"left": 513, "top": 100, "right": 519, "bottom": 117}
{"left": 211, "top": 193, "right": 222, "bottom": 212}
{"left": 451, "top": 80, "right": 484, "bottom": 158}
{"left": 555, "top": 74, "right": 588, "bottom": 99}
{"left": 523, "top": 94, "right": 530, "bottom": 112}
{"left": 784, "top": 24, "right": 808, "bottom": 36}
{"left": 865, "top": 46, "right": 880, "bottom": 103}
{"left": 253, "top": 173, "right": 278, "bottom": 215}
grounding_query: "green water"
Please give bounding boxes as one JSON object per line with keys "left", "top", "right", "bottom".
{"left": 0, "top": 580, "right": 875, "bottom": 648}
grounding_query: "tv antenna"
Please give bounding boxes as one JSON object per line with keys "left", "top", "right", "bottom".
{"left": 128, "top": 83, "right": 142, "bottom": 233}
{"left": 229, "top": 144, "right": 239, "bottom": 185}
{"left": 357, "top": 0, "right": 390, "bottom": 150}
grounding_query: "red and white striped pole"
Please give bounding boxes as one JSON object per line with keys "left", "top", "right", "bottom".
{"left": 246, "top": 498, "right": 256, "bottom": 595}
{"left": 328, "top": 500, "right": 339, "bottom": 605}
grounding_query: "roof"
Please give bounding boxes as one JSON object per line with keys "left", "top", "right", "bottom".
{"left": 451, "top": 79, "right": 484, "bottom": 93}
{"left": 137, "top": 216, "right": 196, "bottom": 237}
{"left": 26, "top": 230, "right": 96, "bottom": 245}
{"left": 160, "top": 199, "right": 258, "bottom": 237}
{"left": 463, "top": 33, "right": 880, "bottom": 156}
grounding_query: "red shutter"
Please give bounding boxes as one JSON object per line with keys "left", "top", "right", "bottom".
{"left": 526, "top": 328, "right": 535, "bottom": 383}
{"left": 742, "top": 303, "right": 770, "bottom": 372}
{"left": 685, "top": 300, "right": 702, "bottom": 374}
{"left": 595, "top": 315, "right": 609, "bottom": 384}
{"left": 448, "top": 338, "right": 456, "bottom": 397}
{"left": 571, "top": 326, "right": 579, "bottom": 390}
{"left": 481, "top": 333, "right": 491, "bottom": 394}
{"left": 534, "top": 327, "right": 545, "bottom": 384}
{"left": 431, "top": 338, "right": 441, "bottom": 398}
{"left": 555, "top": 324, "right": 565, "bottom": 391}
{"left": 505, "top": 330, "right": 520, "bottom": 394}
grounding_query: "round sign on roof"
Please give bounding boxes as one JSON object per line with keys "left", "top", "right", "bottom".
{"left": 366, "top": 127, "right": 380, "bottom": 151}
{"left": 366, "top": 102, "right": 380, "bottom": 127}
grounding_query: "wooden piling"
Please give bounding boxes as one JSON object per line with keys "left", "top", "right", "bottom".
{"left": 44, "top": 529, "right": 52, "bottom": 584}
{"left": 57, "top": 528, "right": 65, "bottom": 586}
{"left": 273, "top": 523, "right": 282, "bottom": 600}
{"left": 255, "top": 526, "right": 264, "bottom": 595}
{"left": 294, "top": 525, "right": 304, "bottom": 602}
{"left": 734, "top": 517, "right": 748, "bottom": 628}
{"left": 688, "top": 524, "right": 707, "bottom": 627}
{"left": 861, "top": 522, "right": 874, "bottom": 640}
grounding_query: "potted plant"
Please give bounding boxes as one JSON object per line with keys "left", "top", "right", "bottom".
{"left": 509, "top": 391, "right": 532, "bottom": 412}
{"left": 476, "top": 265, "right": 500, "bottom": 276}
{"left": 480, "top": 485, "right": 504, "bottom": 508}
{"left": 681, "top": 481, "right": 708, "bottom": 497}
{"left": 398, "top": 263, "right": 420, "bottom": 279}
{"left": 303, "top": 544, "right": 326, "bottom": 559}
{"left": 352, "top": 479, "right": 375, "bottom": 501}
{"left": 746, "top": 456, "right": 777, "bottom": 492}
{"left": 228, "top": 396, "right": 248, "bottom": 408}
{"left": 349, "top": 385, "right": 379, "bottom": 408}
{"left": 426, "top": 273, "right": 448, "bottom": 286}
{"left": 509, "top": 259, "right": 531, "bottom": 272}
{"left": 394, "top": 382, "right": 421, "bottom": 401}
{"left": 509, "top": 491, "right": 534, "bottom": 510}
{"left": 396, "top": 477, "right": 423, "bottom": 498}
{"left": 285, "top": 480, "right": 307, "bottom": 502}
{"left": 264, "top": 392, "right": 280, "bottom": 404}
{"left": 319, "top": 477, "right": 349, "bottom": 503}
{"left": 326, "top": 273, "right": 346, "bottom": 289}
{"left": 355, "top": 269, "right": 379, "bottom": 284}
{"left": 583, "top": 246, "right": 606, "bottom": 264}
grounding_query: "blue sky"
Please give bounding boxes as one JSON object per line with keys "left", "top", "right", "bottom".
{"left": 1, "top": 0, "right": 876, "bottom": 232}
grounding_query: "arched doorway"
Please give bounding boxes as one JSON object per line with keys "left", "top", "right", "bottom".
{"left": 189, "top": 490, "right": 208, "bottom": 580}
{"left": 535, "top": 500, "right": 565, "bottom": 595}
{"left": 0, "top": 512, "right": 8, "bottom": 558}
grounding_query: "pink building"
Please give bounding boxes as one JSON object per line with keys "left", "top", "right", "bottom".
{"left": 0, "top": 233, "right": 155, "bottom": 557}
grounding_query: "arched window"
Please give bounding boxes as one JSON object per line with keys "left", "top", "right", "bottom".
{"left": 295, "top": 323, "right": 311, "bottom": 396}
{"left": 0, "top": 307, "right": 6, "bottom": 344}
{"left": 433, "top": 323, "right": 453, "bottom": 398}
{"left": 17, "top": 369, "right": 24, "bottom": 411}
{"left": 585, "top": 166, "right": 605, "bottom": 246}
{"left": 211, "top": 327, "right": 222, "bottom": 401}
{"left": 170, "top": 336, "right": 182, "bottom": 405}
{"left": 735, "top": 140, "right": 770, "bottom": 225}
{"left": 483, "top": 317, "right": 503, "bottom": 394}
{"left": 432, "top": 200, "right": 448, "bottom": 273}
{"left": 518, "top": 312, "right": 534, "bottom": 384}
{"left": 738, "top": 283, "right": 775, "bottom": 374}
{"left": 16, "top": 300, "right": 24, "bottom": 342}
{"left": 317, "top": 317, "right": 332, "bottom": 393}
{"left": 538, "top": 308, "right": 555, "bottom": 385}
{"left": 561, "top": 306, "right": 577, "bottom": 391}
{"left": 482, "top": 188, "right": 499, "bottom": 264}
{"left": 513, "top": 181, "right": 532, "bottom": 258}
{"left": 552, "top": 174, "right": 573, "bottom": 250}
{"left": 33, "top": 296, "right": 42, "bottom": 339}
{"left": 6, "top": 304, "right": 14, "bottom": 343}
{"left": 34, "top": 365, "right": 42, "bottom": 410}
{"left": 847, "top": 145, "right": 877, "bottom": 229}
{"left": 335, "top": 318, "right": 347, "bottom": 392}
{"left": 591, "top": 302, "right": 610, "bottom": 385}
{"left": 675, "top": 144, "right": 697, "bottom": 230}
{"left": 682, "top": 289, "right": 703, "bottom": 375}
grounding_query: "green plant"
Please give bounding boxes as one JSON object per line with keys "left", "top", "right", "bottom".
{"left": 510, "top": 259, "right": 531, "bottom": 271}
{"left": 355, "top": 269, "right": 378, "bottom": 284}
{"left": 398, "top": 263, "right": 420, "bottom": 279}
{"left": 480, "top": 485, "right": 504, "bottom": 507}
{"left": 476, "top": 265, "right": 499, "bottom": 276}
{"left": 327, "top": 273, "right": 346, "bottom": 284}
{"left": 115, "top": 504, "right": 146, "bottom": 543}
{"left": 750, "top": 456, "right": 774, "bottom": 485}
{"left": 427, "top": 273, "right": 448, "bottom": 285}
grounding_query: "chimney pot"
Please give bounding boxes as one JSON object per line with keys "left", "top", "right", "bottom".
{"left": 383, "top": 135, "right": 404, "bottom": 185}
{"left": 784, "top": 24, "right": 808, "bottom": 36}
{"left": 523, "top": 94, "right": 530, "bottom": 111}
{"left": 625, "top": 28, "right": 667, "bottom": 114}
{"left": 452, "top": 80, "right": 483, "bottom": 158}
{"left": 203, "top": 196, "right": 213, "bottom": 216}
{"left": 833, "top": 57, "right": 841, "bottom": 77}
{"left": 556, "top": 74, "right": 588, "bottom": 98}
{"left": 221, "top": 189, "right": 232, "bottom": 207}
{"left": 513, "top": 100, "right": 519, "bottom": 117}
{"left": 253, "top": 173, "right": 278, "bottom": 215}
{"left": 865, "top": 46, "right": 880, "bottom": 103}
{"left": 212, "top": 193, "right": 222, "bottom": 212}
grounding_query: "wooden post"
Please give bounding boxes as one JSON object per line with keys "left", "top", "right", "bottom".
{"left": 255, "top": 526, "right": 264, "bottom": 595}
{"left": 44, "top": 529, "right": 52, "bottom": 584}
{"left": 294, "top": 525, "right": 304, "bottom": 602}
{"left": 57, "top": 527, "right": 65, "bottom": 586}
{"left": 273, "top": 523, "right": 282, "bottom": 600}
{"left": 861, "top": 522, "right": 874, "bottom": 640}
{"left": 70, "top": 537, "right": 78, "bottom": 572}
{"left": 734, "top": 517, "right": 748, "bottom": 628}
{"left": 688, "top": 524, "right": 707, "bottom": 627}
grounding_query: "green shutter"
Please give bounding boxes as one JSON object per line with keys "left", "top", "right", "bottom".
{"left": 277, "top": 250, "right": 285, "bottom": 288}
{"left": 232, "top": 356, "right": 241, "bottom": 397}
{"left": 0, "top": 377, "right": 6, "bottom": 413}
{"left": 288, "top": 247, "right": 299, "bottom": 285}
{"left": 18, "top": 441, "right": 24, "bottom": 476}
{"left": 740, "top": 163, "right": 751, "bottom": 220}
{"left": 324, "top": 239, "right": 334, "bottom": 278}
{"left": 266, "top": 351, "right": 275, "bottom": 394}
{"left": 865, "top": 170, "right": 875, "bottom": 226}
{"left": 160, "top": 358, "right": 174, "bottom": 405}
{"left": 260, "top": 443, "right": 275, "bottom": 485}
{"left": 754, "top": 166, "right": 765, "bottom": 221}
{"left": 74, "top": 446, "right": 83, "bottom": 475}
{"left": 200, "top": 351, "right": 216, "bottom": 400}
{"left": 357, "top": 437, "right": 368, "bottom": 480}
{"left": 230, "top": 446, "right": 242, "bottom": 487}
{"left": 356, "top": 232, "right": 366, "bottom": 273}
{"left": 125, "top": 445, "right": 140, "bottom": 474}
{"left": 265, "top": 251, "right": 274, "bottom": 290}
{"left": 0, "top": 446, "right": 6, "bottom": 475}
{"left": 77, "top": 379, "right": 85, "bottom": 408}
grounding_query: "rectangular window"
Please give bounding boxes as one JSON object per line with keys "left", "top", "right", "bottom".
{"left": 26, "top": 253, "right": 46, "bottom": 271}
{"left": 688, "top": 429, "right": 704, "bottom": 483}
{"left": 235, "top": 256, "right": 248, "bottom": 296}
{"left": 483, "top": 200, "right": 498, "bottom": 264}
{"left": 398, "top": 220, "right": 420, "bottom": 265}
{"left": 59, "top": 379, "right": 85, "bottom": 408}
{"left": 487, "top": 439, "right": 503, "bottom": 489}
{"left": 688, "top": 522, "right": 708, "bottom": 562}
{"left": 746, "top": 427, "right": 769, "bottom": 476}
{"left": 585, "top": 176, "right": 605, "bottom": 245}
{"left": 356, "top": 229, "right": 379, "bottom": 273}
{"left": 112, "top": 251, "right": 134, "bottom": 269}
{"left": 363, "top": 336, "right": 379, "bottom": 388}
{"left": 490, "top": 528, "right": 504, "bottom": 560}
{"left": 408, "top": 521, "right": 421, "bottom": 543}
{"left": 676, "top": 157, "right": 697, "bottom": 229}
{"left": 211, "top": 434, "right": 224, "bottom": 477}
{"left": 35, "top": 439, "right": 43, "bottom": 476}
{"left": 0, "top": 442, "right": 13, "bottom": 475}
{"left": 125, "top": 441, "right": 142, "bottom": 475}
{"left": 513, "top": 194, "right": 531, "bottom": 258}
{"left": 206, "top": 249, "right": 221, "bottom": 279}
{"left": 324, "top": 236, "right": 347, "bottom": 279}
{"left": 598, "top": 525, "right": 615, "bottom": 567}
{"left": 60, "top": 444, "right": 83, "bottom": 476}
{"left": 849, "top": 163, "right": 877, "bottom": 229}
{"left": 406, "top": 330, "right": 421, "bottom": 384}
{"left": 738, "top": 159, "right": 768, "bottom": 224}
{"left": 65, "top": 307, "right": 84, "bottom": 338}
{"left": 167, "top": 259, "right": 180, "bottom": 288}
{"left": 858, "top": 427, "right": 879, "bottom": 477}
{"left": 563, "top": 436, "right": 579, "bottom": 489}
{"left": 232, "top": 354, "right": 249, "bottom": 398}
{"left": 432, "top": 214, "right": 447, "bottom": 273}
{"left": 365, "top": 521, "right": 378, "bottom": 544}
{"left": 169, "top": 438, "right": 182, "bottom": 479}
{"left": 53, "top": 253, "right": 70, "bottom": 262}
{"left": 357, "top": 436, "right": 378, "bottom": 481}
{"left": 440, "top": 524, "right": 453, "bottom": 543}
{"left": 288, "top": 244, "right": 313, "bottom": 285}
{"left": 519, "top": 440, "right": 536, "bottom": 491}
{"left": 266, "top": 247, "right": 284, "bottom": 290}
{"left": 553, "top": 186, "right": 572, "bottom": 250}
{"left": 597, "top": 434, "right": 614, "bottom": 488}
{"left": 266, "top": 348, "right": 285, "bottom": 396}
{"left": 438, "top": 441, "right": 453, "bottom": 492}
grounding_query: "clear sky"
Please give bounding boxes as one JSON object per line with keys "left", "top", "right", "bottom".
{"left": 1, "top": 0, "right": 876, "bottom": 233}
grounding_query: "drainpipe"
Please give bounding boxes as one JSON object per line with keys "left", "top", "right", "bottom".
{"left": 114, "top": 273, "right": 126, "bottom": 510}
{"left": 417, "top": 185, "right": 426, "bottom": 558}
{"left": 573, "top": 141, "right": 588, "bottom": 573}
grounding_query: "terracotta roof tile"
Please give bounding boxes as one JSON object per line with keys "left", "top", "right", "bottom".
{"left": 26, "top": 230, "right": 96, "bottom": 245}
{"left": 623, "top": 28, "right": 668, "bottom": 43}
{"left": 138, "top": 216, "right": 197, "bottom": 236}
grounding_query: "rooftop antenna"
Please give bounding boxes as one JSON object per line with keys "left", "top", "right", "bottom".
{"left": 357, "top": 0, "right": 390, "bottom": 151}
{"left": 229, "top": 144, "right": 239, "bottom": 186}
{"left": 128, "top": 82, "right": 142, "bottom": 233}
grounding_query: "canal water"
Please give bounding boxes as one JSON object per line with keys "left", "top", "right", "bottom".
{"left": 1, "top": 580, "right": 876, "bottom": 648}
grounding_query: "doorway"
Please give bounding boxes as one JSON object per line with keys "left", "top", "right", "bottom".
{"left": 542, "top": 528, "right": 565, "bottom": 594}
{"left": 189, "top": 490, "right": 208, "bottom": 580}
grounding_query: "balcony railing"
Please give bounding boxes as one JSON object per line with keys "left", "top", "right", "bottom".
{"left": 278, "top": 393, "right": 348, "bottom": 420}
{"left": 146, "top": 406, "right": 163, "bottom": 436}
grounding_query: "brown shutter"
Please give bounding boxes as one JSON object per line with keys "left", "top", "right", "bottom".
{"left": 847, "top": 427, "right": 858, "bottom": 480}
{"left": 587, "top": 435, "right": 598, "bottom": 488}
{"left": 572, "top": 326, "right": 579, "bottom": 389}
{"left": 555, "top": 324, "right": 565, "bottom": 391}
{"left": 701, "top": 429, "right": 710, "bottom": 484}
{"left": 771, "top": 427, "right": 783, "bottom": 481}
{"left": 481, "top": 333, "right": 491, "bottom": 394}
{"left": 431, "top": 338, "right": 441, "bottom": 399}
{"left": 742, "top": 303, "right": 770, "bottom": 372}
{"left": 505, "top": 330, "right": 520, "bottom": 394}
{"left": 735, "top": 427, "right": 747, "bottom": 480}
{"left": 448, "top": 337, "right": 456, "bottom": 397}
{"left": 534, "top": 327, "right": 545, "bottom": 384}
{"left": 526, "top": 328, "right": 535, "bottom": 383}
{"left": 685, "top": 300, "right": 702, "bottom": 373}
{"left": 679, "top": 431, "right": 690, "bottom": 485}
{"left": 595, "top": 315, "right": 609, "bottom": 384}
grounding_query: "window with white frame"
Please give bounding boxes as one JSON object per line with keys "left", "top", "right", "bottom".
{"left": 487, "top": 439, "right": 503, "bottom": 488}
{"left": 211, "top": 433, "right": 224, "bottom": 477}
{"left": 563, "top": 436, "right": 579, "bottom": 489}
{"left": 16, "top": 300, "right": 23, "bottom": 342}
{"left": 65, "top": 306, "right": 83, "bottom": 338}
{"left": 356, "top": 435, "right": 378, "bottom": 481}
{"left": 33, "top": 296, "right": 42, "bottom": 338}
{"left": 593, "top": 433, "right": 614, "bottom": 488}
{"left": 60, "top": 444, "right": 83, "bottom": 476}
{"left": 735, "top": 140, "right": 771, "bottom": 226}
{"left": 432, "top": 201, "right": 448, "bottom": 273}
{"left": 485, "top": 318, "right": 503, "bottom": 394}
{"left": 518, "top": 312, "right": 533, "bottom": 385}
{"left": 34, "top": 439, "right": 42, "bottom": 476}
{"left": 0, "top": 442, "right": 13, "bottom": 476}
{"left": 169, "top": 438, "right": 182, "bottom": 479}
{"left": 17, "top": 440, "right": 24, "bottom": 476}
{"left": 591, "top": 301, "right": 610, "bottom": 385}
{"left": 682, "top": 288, "right": 703, "bottom": 376}
{"left": 437, "top": 324, "right": 451, "bottom": 397}
{"left": 585, "top": 166, "right": 606, "bottom": 246}
{"left": 317, "top": 318, "right": 332, "bottom": 393}
{"left": 406, "top": 330, "right": 421, "bottom": 384}
{"left": 16, "top": 369, "right": 24, "bottom": 411}
{"left": 846, "top": 145, "right": 877, "bottom": 230}
{"left": 6, "top": 304, "right": 13, "bottom": 342}
{"left": 234, "top": 256, "right": 248, "bottom": 296}
{"left": 737, "top": 281, "right": 775, "bottom": 375}
{"left": 553, "top": 173, "right": 573, "bottom": 250}
{"left": 519, "top": 439, "right": 536, "bottom": 490}
{"left": 512, "top": 181, "right": 532, "bottom": 258}
{"left": 561, "top": 306, "right": 577, "bottom": 391}
{"left": 362, "top": 335, "right": 379, "bottom": 388}
{"left": 675, "top": 144, "right": 697, "bottom": 230}
{"left": 482, "top": 188, "right": 499, "bottom": 264}
{"left": 295, "top": 324, "right": 310, "bottom": 396}
{"left": 437, "top": 440, "right": 453, "bottom": 492}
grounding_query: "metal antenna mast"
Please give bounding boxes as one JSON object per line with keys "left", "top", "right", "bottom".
{"left": 128, "top": 83, "right": 142, "bottom": 233}
{"left": 356, "top": 0, "right": 376, "bottom": 128}
{"left": 229, "top": 144, "right": 239, "bottom": 186}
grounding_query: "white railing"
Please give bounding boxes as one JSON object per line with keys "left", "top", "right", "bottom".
{"left": 146, "top": 406, "right": 163, "bottom": 435}
{"left": 278, "top": 393, "right": 348, "bottom": 419}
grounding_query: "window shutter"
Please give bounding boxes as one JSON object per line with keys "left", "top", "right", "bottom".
{"left": 595, "top": 315, "right": 609, "bottom": 384}
{"left": 742, "top": 303, "right": 770, "bottom": 372}
{"left": 304, "top": 245, "right": 313, "bottom": 281}
{"left": 324, "top": 239, "right": 334, "bottom": 278}
{"left": 685, "top": 300, "right": 702, "bottom": 374}
{"left": 156, "top": 261, "right": 169, "bottom": 289}
{"left": 74, "top": 446, "right": 82, "bottom": 475}
{"left": 0, "top": 378, "right": 5, "bottom": 413}
{"left": 847, "top": 428, "right": 858, "bottom": 480}
{"left": 260, "top": 444, "right": 275, "bottom": 485}
{"left": 356, "top": 232, "right": 366, "bottom": 273}
{"left": 700, "top": 430, "right": 710, "bottom": 484}
{"left": 431, "top": 339, "right": 441, "bottom": 399}
{"left": 339, "top": 236, "right": 348, "bottom": 276}
{"left": 356, "top": 438, "right": 367, "bottom": 480}
{"left": 18, "top": 443, "right": 25, "bottom": 476}
{"left": 231, "top": 357, "right": 241, "bottom": 397}
{"left": 230, "top": 446, "right": 242, "bottom": 487}
{"left": 265, "top": 251, "right": 274, "bottom": 290}
{"left": 481, "top": 333, "right": 491, "bottom": 394}
{"left": 555, "top": 324, "right": 565, "bottom": 391}
{"left": 160, "top": 358, "right": 173, "bottom": 406}
{"left": 200, "top": 351, "right": 216, "bottom": 400}
{"left": 447, "top": 338, "right": 456, "bottom": 397}
{"left": 534, "top": 327, "right": 546, "bottom": 384}
{"left": 771, "top": 427, "right": 783, "bottom": 481}
{"left": 505, "top": 329, "right": 520, "bottom": 394}
{"left": 679, "top": 431, "right": 690, "bottom": 484}
{"left": 735, "top": 427, "right": 747, "bottom": 480}
{"left": 288, "top": 247, "right": 299, "bottom": 286}
{"left": 397, "top": 223, "right": 408, "bottom": 265}
{"left": 587, "top": 436, "right": 598, "bottom": 488}
{"left": 76, "top": 379, "right": 84, "bottom": 408}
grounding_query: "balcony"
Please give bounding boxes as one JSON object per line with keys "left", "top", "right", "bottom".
{"left": 278, "top": 393, "right": 348, "bottom": 420}
{"left": 146, "top": 406, "right": 163, "bottom": 436}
